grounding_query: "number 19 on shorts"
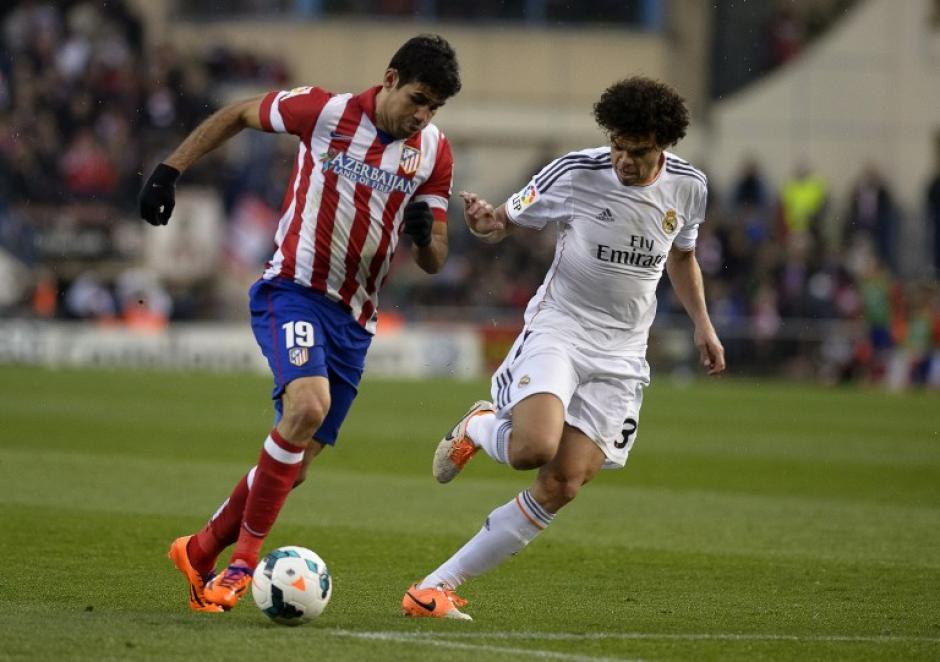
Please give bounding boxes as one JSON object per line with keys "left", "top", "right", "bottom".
{"left": 282, "top": 321, "right": 315, "bottom": 348}
{"left": 283, "top": 321, "right": 315, "bottom": 367}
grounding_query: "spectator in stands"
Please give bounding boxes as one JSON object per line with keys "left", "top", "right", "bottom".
{"left": 903, "top": 282, "right": 937, "bottom": 387}
{"left": 60, "top": 127, "right": 120, "bottom": 200}
{"left": 116, "top": 268, "right": 171, "bottom": 331}
{"left": 63, "top": 272, "right": 117, "bottom": 323}
{"left": 730, "top": 156, "right": 773, "bottom": 247}
{"left": 766, "top": 3, "right": 805, "bottom": 67}
{"left": 844, "top": 163, "right": 899, "bottom": 273}
{"left": 858, "top": 257, "right": 904, "bottom": 384}
{"left": 778, "top": 161, "right": 828, "bottom": 255}
{"left": 927, "top": 160, "right": 940, "bottom": 278}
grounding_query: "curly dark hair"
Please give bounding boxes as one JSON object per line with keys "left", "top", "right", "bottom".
{"left": 593, "top": 77, "right": 689, "bottom": 147}
{"left": 388, "top": 34, "right": 462, "bottom": 100}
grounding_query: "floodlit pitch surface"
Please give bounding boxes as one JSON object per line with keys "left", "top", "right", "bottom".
{"left": 0, "top": 365, "right": 937, "bottom": 661}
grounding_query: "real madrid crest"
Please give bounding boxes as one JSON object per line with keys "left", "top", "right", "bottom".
{"left": 399, "top": 146, "right": 421, "bottom": 175}
{"left": 662, "top": 209, "right": 678, "bottom": 234}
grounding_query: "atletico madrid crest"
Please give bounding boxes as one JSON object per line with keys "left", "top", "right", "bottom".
{"left": 289, "top": 347, "right": 309, "bottom": 367}
{"left": 399, "top": 146, "right": 421, "bottom": 175}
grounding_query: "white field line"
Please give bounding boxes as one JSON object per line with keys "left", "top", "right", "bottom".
{"left": 327, "top": 629, "right": 940, "bottom": 645}
{"left": 328, "top": 629, "right": 640, "bottom": 662}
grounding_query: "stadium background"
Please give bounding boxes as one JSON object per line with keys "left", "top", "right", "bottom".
{"left": 0, "top": 0, "right": 938, "bottom": 385}
{"left": 1, "top": 3, "right": 939, "bottom": 659}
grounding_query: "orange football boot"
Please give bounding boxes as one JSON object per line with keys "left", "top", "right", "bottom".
{"left": 167, "top": 536, "right": 224, "bottom": 613}
{"left": 402, "top": 583, "right": 472, "bottom": 620}
{"left": 432, "top": 400, "right": 494, "bottom": 483}
{"left": 203, "top": 560, "right": 253, "bottom": 609}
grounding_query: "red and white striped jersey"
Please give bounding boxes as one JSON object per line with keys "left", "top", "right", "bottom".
{"left": 258, "top": 85, "right": 454, "bottom": 332}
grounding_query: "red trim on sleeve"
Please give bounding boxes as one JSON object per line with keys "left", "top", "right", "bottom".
{"left": 280, "top": 87, "right": 333, "bottom": 138}
{"left": 414, "top": 132, "right": 453, "bottom": 202}
{"left": 259, "top": 91, "right": 277, "bottom": 132}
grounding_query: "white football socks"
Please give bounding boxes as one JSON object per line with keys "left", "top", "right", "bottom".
{"left": 419, "top": 490, "right": 555, "bottom": 590}
{"left": 467, "top": 412, "right": 512, "bottom": 465}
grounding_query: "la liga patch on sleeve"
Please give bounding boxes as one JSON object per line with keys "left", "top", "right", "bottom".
{"left": 509, "top": 182, "right": 540, "bottom": 215}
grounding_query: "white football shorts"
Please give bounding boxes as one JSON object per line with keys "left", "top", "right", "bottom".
{"left": 490, "top": 330, "right": 650, "bottom": 468}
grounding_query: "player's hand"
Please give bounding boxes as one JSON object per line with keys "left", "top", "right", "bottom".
{"left": 139, "top": 163, "right": 181, "bottom": 226}
{"left": 460, "top": 191, "right": 504, "bottom": 235}
{"left": 402, "top": 200, "right": 434, "bottom": 248}
{"left": 694, "top": 325, "right": 726, "bottom": 376}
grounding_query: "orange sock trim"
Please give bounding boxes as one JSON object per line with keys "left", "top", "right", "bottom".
{"left": 514, "top": 494, "right": 545, "bottom": 530}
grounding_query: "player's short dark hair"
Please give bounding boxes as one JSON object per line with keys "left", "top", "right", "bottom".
{"left": 389, "top": 34, "right": 462, "bottom": 100}
{"left": 593, "top": 77, "right": 689, "bottom": 147}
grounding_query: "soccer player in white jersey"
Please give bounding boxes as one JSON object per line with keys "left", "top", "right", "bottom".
{"left": 138, "top": 35, "right": 461, "bottom": 613}
{"left": 402, "top": 76, "right": 725, "bottom": 620}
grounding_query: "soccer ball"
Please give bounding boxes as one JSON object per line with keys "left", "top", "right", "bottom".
{"left": 252, "top": 546, "right": 332, "bottom": 625}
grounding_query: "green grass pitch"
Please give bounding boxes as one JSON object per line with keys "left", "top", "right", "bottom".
{"left": 0, "top": 364, "right": 938, "bottom": 661}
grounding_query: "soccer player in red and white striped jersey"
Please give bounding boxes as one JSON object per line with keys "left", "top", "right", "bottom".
{"left": 141, "top": 34, "right": 461, "bottom": 612}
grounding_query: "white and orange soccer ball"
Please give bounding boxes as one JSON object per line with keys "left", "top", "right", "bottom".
{"left": 252, "top": 546, "right": 332, "bottom": 625}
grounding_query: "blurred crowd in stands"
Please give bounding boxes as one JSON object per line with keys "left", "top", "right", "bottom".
{"left": 0, "top": 0, "right": 938, "bottom": 387}
{"left": 181, "top": 0, "right": 654, "bottom": 26}
{"left": 0, "top": 0, "right": 289, "bottom": 326}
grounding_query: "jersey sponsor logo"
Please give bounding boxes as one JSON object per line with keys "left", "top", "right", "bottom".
{"left": 288, "top": 346, "right": 309, "bottom": 366}
{"left": 595, "top": 243, "right": 666, "bottom": 269}
{"left": 284, "top": 86, "right": 313, "bottom": 98}
{"left": 595, "top": 207, "right": 614, "bottom": 222}
{"left": 320, "top": 150, "right": 418, "bottom": 195}
{"left": 399, "top": 146, "right": 421, "bottom": 175}
{"left": 518, "top": 375, "right": 531, "bottom": 386}
{"left": 662, "top": 209, "right": 678, "bottom": 233}
{"left": 509, "top": 183, "right": 539, "bottom": 214}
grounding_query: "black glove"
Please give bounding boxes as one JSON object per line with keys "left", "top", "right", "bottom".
{"left": 402, "top": 200, "right": 434, "bottom": 248}
{"left": 139, "top": 163, "right": 181, "bottom": 226}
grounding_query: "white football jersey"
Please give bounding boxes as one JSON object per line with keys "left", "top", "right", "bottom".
{"left": 504, "top": 147, "right": 707, "bottom": 356}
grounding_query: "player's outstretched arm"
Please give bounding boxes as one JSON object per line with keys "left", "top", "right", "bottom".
{"left": 164, "top": 95, "right": 266, "bottom": 173}
{"left": 666, "top": 246, "right": 726, "bottom": 376}
{"left": 139, "top": 95, "right": 266, "bottom": 226}
{"left": 460, "top": 191, "right": 514, "bottom": 244}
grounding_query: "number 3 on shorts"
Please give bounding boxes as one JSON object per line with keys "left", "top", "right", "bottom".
{"left": 282, "top": 320, "right": 315, "bottom": 348}
{"left": 615, "top": 417, "right": 638, "bottom": 449}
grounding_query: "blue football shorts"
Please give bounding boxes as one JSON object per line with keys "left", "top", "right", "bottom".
{"left": 249, "top": 277, "right": 372, "bottom": 446}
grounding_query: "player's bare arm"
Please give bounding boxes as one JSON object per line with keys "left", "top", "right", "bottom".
{"left": 165, "top": 95, "right": 266, "bottom": 173}
{"left": 460, "top": 191, "right": 514, "bottom": 243}
{"left": 139, "top": 95, "right": 266, "bottom": 225}
{"left": 666, "top": 246, "right": 726, "bottom": 375}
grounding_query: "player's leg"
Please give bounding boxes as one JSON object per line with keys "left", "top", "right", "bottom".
{"left": 231, "top": 375, "right": 329, "bottom": 558}
{"left": 433, "top": 331, "right": 575, "bottom": 482}
{"left": 404, "top": 424, "right": 605, "bottom": 620}
{"left": 203, "top": 376, "right": 329, "bottom": 608}
{"left": 192, "top": 280, "right": 329, "bottom": 609}
{"left": 180, "top": 452, "right": 313, "bottom": 586}
{"left": 529, "top": 424, "right": 606, "bottom": 511}
{"left": 170, "top": 442, "right": 326, "bottom": 612}
{"left": 203, "top": 290, "right": 371, "bottom": 609}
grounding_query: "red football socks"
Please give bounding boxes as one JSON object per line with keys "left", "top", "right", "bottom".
{"left": 230, "top": 429, "right": 305, "bottom": 567}
{"left": 187, "top": 471, "right": 252, "bottom": 576}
